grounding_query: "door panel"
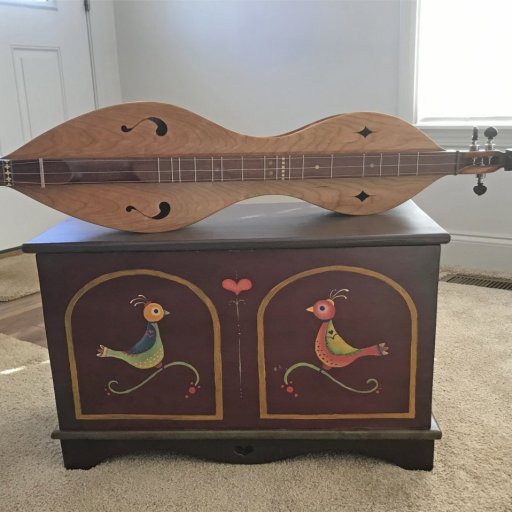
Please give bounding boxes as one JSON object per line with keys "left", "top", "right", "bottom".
{"left": 0, "top": 0, "right": 96, "bottom": 249}
{"left": 12, "top": 46, "right": 68, "bottom": 140}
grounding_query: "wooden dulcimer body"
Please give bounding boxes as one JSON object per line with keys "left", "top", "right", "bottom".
{"left": 1, "top": 102, "right": 510, "bottom": 232}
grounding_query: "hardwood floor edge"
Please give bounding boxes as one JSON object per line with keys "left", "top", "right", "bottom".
{"left": 0, "top": 247, "right": 23, "bottom": 259}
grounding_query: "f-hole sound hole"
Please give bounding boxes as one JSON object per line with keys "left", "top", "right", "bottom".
{"left": 234, "top": 445, "right": 254, "bottom": 457}
{"left": 121, "top": 117, "right": 168, "bottom": 136}
{"left": 126, "top": 201, "right": 171, "bottom": 220}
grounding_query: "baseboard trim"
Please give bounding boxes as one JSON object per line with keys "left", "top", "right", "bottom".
{"left": 450, "top": 233, "right": 512, "bottom": 246}
{"left": 0, "top": 247, "right": 22, "bottom": 259}
{"left": 441, "top": 233, "right": 512, "bottom": 274}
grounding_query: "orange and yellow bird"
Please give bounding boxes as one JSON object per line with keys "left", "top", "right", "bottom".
{"left": 96, "top": 295, "right": 169, "bottom": 369}
{"left": 306, "top": 289, "right": 389, "bottom": 371}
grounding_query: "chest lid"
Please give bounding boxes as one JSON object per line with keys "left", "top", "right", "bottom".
{"left": 23, "top": 200, "right": 449, "bottom": 254}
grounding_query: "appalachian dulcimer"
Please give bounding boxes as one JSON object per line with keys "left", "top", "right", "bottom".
{"left": 1, "top": 102, "right": 510, "bottom": 232}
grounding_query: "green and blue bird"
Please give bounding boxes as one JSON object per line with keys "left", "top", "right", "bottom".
{"left": 96, "top": 295, "right": 169, "bottom": 369}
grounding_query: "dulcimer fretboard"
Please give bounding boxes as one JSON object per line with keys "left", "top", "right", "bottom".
{"left": 1, "top": 151, "right": 461, "bottom": 187}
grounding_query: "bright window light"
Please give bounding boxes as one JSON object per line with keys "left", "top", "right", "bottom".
{"left": 416, "top": 0, "right": 512, "bottom": 125}
{"left": 0, "top": 360, "right": 49, "bottom": 375}
{"left": 0, "top": 365, "right": 27, "bottom": 375}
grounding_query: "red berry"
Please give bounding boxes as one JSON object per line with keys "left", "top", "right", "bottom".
{"left": 286, "top": 386, "right": 294, "bottom": 393}
{"left": 185, "top": 395, "right": 189, "bottom": 399}
{"left": 188, "top": 386, "right": 197, "bottom": 395}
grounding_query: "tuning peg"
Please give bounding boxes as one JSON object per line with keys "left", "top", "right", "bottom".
{"left": 484, "top": 126, "right": 498, "bottom": 150}
{"left": 470, "top": 127, "right": 479, "bottom": 151}
{"left": 505, "top": 149, "right": 512, "bottom": 171}
{"left": 473, "top": 174, "right": 487, "bottom": 196}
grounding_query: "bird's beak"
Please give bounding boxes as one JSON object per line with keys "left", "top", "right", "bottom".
{"left": 164, "top": 310, "right": 170, "bottom": 316}
{"left": 306, "top": 306, "right": 314, "bottom": 313}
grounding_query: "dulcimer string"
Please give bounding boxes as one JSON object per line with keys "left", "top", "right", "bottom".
{"left": 9, "top": 163, "right": 460, "bottom": 175}
{"left": 6, "top": 164, "right": 461, "bottom": 185}
{"left": 7, "top": 151, "right": 457, "bottom": 164}
{"left": 2, "top": 149, "right": 500, "bottom": 186}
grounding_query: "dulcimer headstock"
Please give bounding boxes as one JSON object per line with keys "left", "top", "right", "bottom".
{"left": 455, "top": 127, "right": 511, "bottom": 195}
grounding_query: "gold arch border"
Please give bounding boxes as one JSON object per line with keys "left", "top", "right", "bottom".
{"left": 65, "top": 269, "right": 223, "bottom": 421}
{"left": 257, "top": 265, "right": 417, "bottom": 420}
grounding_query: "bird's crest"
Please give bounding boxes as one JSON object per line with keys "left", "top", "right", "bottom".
{"left": 329, "top": 289, "right": 349, "bottom": 301}
{"left": 130, "top": 294, "right": 151, "bottom": 307}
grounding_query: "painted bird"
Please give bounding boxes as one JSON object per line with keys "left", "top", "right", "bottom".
{"left": 306, "top": 289, "right": 389, "bottom": 371}
{"left": 96, "top": 295, "right": 169, "bottom": 369}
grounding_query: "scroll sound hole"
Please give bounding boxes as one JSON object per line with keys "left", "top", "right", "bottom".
{"left": 126, "top": 202, "right": 171, "bottom": 220}
{"left": 121, "top": 116, "right": 168, "bottom": 136}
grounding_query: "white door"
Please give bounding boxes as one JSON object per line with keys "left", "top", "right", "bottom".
{"left": 0, "top": 0, "right": 96, "bottom": 250}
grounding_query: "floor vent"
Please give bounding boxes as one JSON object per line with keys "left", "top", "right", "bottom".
{"left": 441, "top": 274, "right": 512, "bottom": 290}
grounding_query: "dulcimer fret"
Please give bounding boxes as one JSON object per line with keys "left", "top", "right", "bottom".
{"left": 1, "top": 151, "right": 460, "bottom": 187}
{"left": 1, "top": 102, "right": 510, "bottom": 232}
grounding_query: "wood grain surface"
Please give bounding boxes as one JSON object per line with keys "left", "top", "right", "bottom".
{"left": 7, "top": 103, "right": 441, "bottom": 159}
{"left": 6, "top": 102, "right": 445, "bottom": 231}
{"left": 17, "top": 176, "right": 440, "bottom": 232}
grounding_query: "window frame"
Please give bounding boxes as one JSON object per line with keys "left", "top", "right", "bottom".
{"left": 398, "top": 0, "right": 512, "bottom": 148}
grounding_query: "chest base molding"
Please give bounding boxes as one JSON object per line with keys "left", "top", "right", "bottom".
{"left": 53, "top": 415, "right": 441, "bottom": 470}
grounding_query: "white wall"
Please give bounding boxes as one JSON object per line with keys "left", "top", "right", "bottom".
{"left": 112, "top": 0, "right": 511, "bottom": 273}
{"left": 113, "top": 0, "right": 401, "bottom": 134}
{"left": 88, "top": 0, "right": 123, "bottom": 108}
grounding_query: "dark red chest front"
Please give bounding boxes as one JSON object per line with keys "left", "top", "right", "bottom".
{"left": 26, "top": 201, "right": 449, "bottom": 434}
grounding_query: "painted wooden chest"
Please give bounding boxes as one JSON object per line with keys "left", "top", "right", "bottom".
{"left": 23, "top": 201, "right": 448, "bottom": 469}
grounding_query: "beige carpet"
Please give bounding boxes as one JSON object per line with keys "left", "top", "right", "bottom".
{"left": 0, "top": 283, "right": 511, "bottom": 512}
{"left": 0, "top": 253, "right": 39, "bottom": 301}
